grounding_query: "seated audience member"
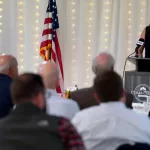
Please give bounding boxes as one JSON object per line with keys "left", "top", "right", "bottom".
{"left": 0, "top": 54, "right": 18, "bottom": 118}
{"left": 38, "top": 61, "right": 79, "bottom": 120}
{"left": 0, "top": 73, "right": 85, "bottom": 150}
{"left": 70, "top": 52, "right": 115, "bottom": 110}
{"left": 72, "top": 71, "right": 150, "bottom": 150}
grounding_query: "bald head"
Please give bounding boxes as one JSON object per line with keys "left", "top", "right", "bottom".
{"left": 0, "top": 54, "right": 18, "bottom": 78}
{"left": 38, "top": 61, "right": 59, "bottom": 89}
{"left": 92, "top": 52, "right": 115, "bottom": 75}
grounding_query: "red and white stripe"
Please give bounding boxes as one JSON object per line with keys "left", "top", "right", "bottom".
{"left": 52, "top": 31, "right": 64, "bottom": 94}
{"left": 40, "top": 12, "right": 64, "bottom": 95}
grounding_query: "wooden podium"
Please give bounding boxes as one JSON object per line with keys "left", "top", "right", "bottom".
{"left": 125, "top": 57, "right": 150, "bottom": 103}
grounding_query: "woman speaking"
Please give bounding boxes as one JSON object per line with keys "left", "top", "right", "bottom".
{"left": 136, "top": 25, "right": 150, "bottom": 58}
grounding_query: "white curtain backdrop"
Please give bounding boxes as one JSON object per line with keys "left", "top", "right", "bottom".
{"left": 1, "top": 0, "right": 150, "bottom": 89}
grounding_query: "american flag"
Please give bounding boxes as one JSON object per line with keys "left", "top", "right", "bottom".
{"left": 40, "top": 0, "right": 64, "bottom": 94}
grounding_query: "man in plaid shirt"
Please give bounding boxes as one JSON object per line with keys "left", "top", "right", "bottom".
{"left": 59, "top": 118, "right": 85, "bottom": 150}
{"left": 0, "top": 73, "right": 85, "bottom": 150}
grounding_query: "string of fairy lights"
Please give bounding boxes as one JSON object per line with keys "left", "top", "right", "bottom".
{"left": 0, "top": 0, "right": 3, "bottom": 34}
{"left": 17, "top": 0, "right": 24, "bottom": 73}
{"left": 138, "top": 0, "right": 146, "bottom": 37}
{"left": 33, "top": 0, "right": 40, "bottom": 72}
{"left": 103, "top": 0, "right": 111, "bottom": 51}
{"left": 126, "top": 0, "right": 132, "bottom": 70}
{"left": 71, "top": 0, "right": 77, "bottom": 86}
{"left": 84, "top": 0, "right": 94, "bottom": 87}
{"left": 0, "top": 0, "right": 3, "bottom": 53}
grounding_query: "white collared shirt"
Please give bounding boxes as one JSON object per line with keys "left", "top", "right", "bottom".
{"left": 72, "top": 102, "right": 150, "bottom": 150}
{"left": 46, "top": 89, "right": 79, "bottom": 120}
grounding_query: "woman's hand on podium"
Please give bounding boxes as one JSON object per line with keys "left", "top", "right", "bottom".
{"left": 138, "top": 49, "right": 143, "bottom": 58}
{"left": 138, "top": 54, "right": 143, "bottom": 58}
{"left": 137, "top": 42, "right": 144, "bottom": 58}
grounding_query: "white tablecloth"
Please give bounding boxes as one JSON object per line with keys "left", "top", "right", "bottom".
{"left": 132, "top": 103, "right": 150, "bottom": 115}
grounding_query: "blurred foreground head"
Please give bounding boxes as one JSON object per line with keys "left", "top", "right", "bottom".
{"left": 92, "top": 52, "right": 115, "bottom": 75}
{"left": 11, "top": 73, "right": 45, "bottom": 110}
{"left": 38, "top": 61, "right": 59, "bottom": 89}
{"left": 0, "top": 54, "right": 18, "bottom": 78}
{"left": 94, "top": 71, "right": 125, "bottom": 103}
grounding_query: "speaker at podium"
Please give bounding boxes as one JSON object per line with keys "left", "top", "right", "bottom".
{"left": 125, "top": 56, "right": 150, "bottom": 103}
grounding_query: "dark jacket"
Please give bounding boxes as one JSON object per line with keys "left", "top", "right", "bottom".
{"left": 0, "top": 74, "right": 13, "bottom": 118}
{"left": 70, "top": 87, "right": 99, "bottom": 110}
{"left": 0, "top": 103, "right": 65, "bottom": 150}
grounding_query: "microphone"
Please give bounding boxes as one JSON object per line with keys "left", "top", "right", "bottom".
{"left": 122, "top": 38, "right": 144, "bottom": 80}
{"left": 75, "top": 85, "right": 78, "bottom": 90}
{"left": 135, "top": 38, "right": 144, "bottom": 57}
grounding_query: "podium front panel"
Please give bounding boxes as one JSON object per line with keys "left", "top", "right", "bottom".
{"left": 125, "top": 71, "right": 150, "bottom": 103}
